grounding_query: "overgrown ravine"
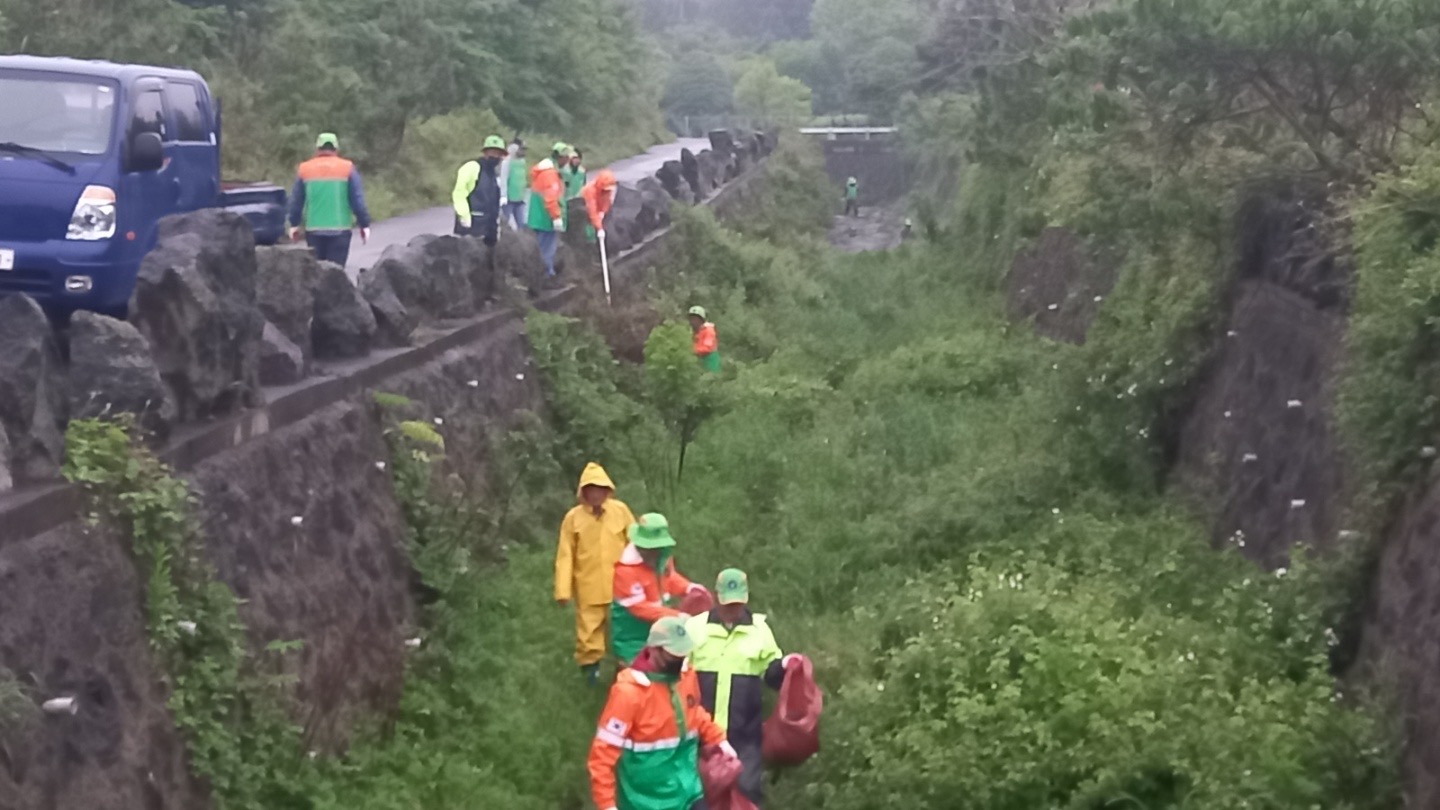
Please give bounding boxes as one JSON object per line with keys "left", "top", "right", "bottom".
{"left": 57, "top": 142, "right": 1400, "bottom": 809}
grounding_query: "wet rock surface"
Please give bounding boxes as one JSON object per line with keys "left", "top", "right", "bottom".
{"left": 310, "top": 261, "right": 376, "bottom": 359}
{"left": 68, "top": 311, "right": 175, "bottom": 436}
{"left": 259, "top": 321, "right": 306, "bottom": 386}
{"left": 0, "top": 294, "right": 67, "bottom": 482}
{"left": 130, "top": 210, "right": 263, "bottom": 421}
{"left": 1007, "top": 227, "right": 1117, "bottom": 345}
{"left": 255, "top": 246, "right": 317, "bottom": 370}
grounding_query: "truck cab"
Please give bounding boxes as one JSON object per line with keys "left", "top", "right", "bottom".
{"left": 0, "top": 56, "right": 284, "bottom": 316}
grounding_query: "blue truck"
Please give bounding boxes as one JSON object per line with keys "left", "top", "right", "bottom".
{"left": 0, "top": 56, "right": 286, "bottom": 316}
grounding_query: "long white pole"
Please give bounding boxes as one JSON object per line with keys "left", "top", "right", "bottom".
{"left": 599, "top": 231, "right": 612, "bottom": 306}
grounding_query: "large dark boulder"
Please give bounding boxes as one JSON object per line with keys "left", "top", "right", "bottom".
{"left": 680, "top": 149, "right": 703, "bottom": 199}
{"left": 68, "top": 311, "right": 175, "bottom": 437}
{"left": 696, "top": 149, "right": 721, "bottom": 193}
{"left": 359, "top": 266, "right": 416, "bottom": 348}
{"left": 255, "top": 246, "right": 317, "bottom": 370}
{"left": 636, "top": 177, "right": 673, "bottom": 233}
{"left": 259, "top": 322, "right": 306, "bottom": 386}
{"left": 606, "top": 186, "right": 646, "bottom": 252}
{"left": 471, "top": 243, "right": 498, "bottom": 305}
{"left": 656, "top": 160, "right": 692, "bottom": 203}
{"left": 310, "top": 261, "right": 376, "bottom": 359}
{"left": 708, "top": 129, "right": 736, "bottom": 154}
{"left": 0, "top": 429, "right": 12, "bottom": 493}
{"left": 129, "top": 210, "right": 263, "bottom": 422}
{"left": 0, "top": 294, "right": 66, "bottom": 482}
{"left": 368, "top": 236, "right": 478, "bottom": 323}
{"left": 492, "top": 227, "right": 546, "bottom": 294}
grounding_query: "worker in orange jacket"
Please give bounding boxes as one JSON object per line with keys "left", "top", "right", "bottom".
{"left": 611, "top": 513, "right": 706, "bottom": 664}
{"left": 688, "top": 306, "right": 721, "bottom": 373}
{"left": 582, "top": 168, "right": 619, "bottom": 244}
{"left": 527, "top": 142, "right": 571, "bottom": 277}
{"left": 589, "top": 616, "right": 736, "bottom": 810}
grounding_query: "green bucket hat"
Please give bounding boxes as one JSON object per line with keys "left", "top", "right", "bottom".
{"left": 552, "top": 141, "right": 570, "bottom": 155}
{"left": 688, "top": 305, "right": 707, "bottom": 320}
{"left": 316, "top": 132, "right": 340, "bottom": 150}
{"left": 716, "top": 568, "right": 749, "bottom": 605}
{"left": 629, "top": 513, "right": 677, "bottom": 549}
{"left": 483, "top": 134, "right": 506, "bottom": 150}
{"left": 647, "top": 615, "right": 695, "bottom": 656}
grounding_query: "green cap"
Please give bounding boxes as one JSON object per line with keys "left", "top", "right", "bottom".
{"left": 629, "top": 513, "right": 677, "bottom": 549}
{"left": 483, "top": 134, "right": 506, "bottom": 150}
{"left": 316, "top": 132, "right": 339, "bottom": 150}
{"left": 716, "top": 568, "right": 749, "bottom": 604}
{"left": 647, "top": 615, "right": 695, "bottom": 656}
{"left": 688, "top": 305, "right": 707, "bottom": 319}
{"left": 552, "top": 141, "right": 570, "bottom": 155}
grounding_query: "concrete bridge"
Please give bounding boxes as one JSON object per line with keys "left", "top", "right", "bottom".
{"left": 799, "top": 126, "right": 906, "bottom": 204}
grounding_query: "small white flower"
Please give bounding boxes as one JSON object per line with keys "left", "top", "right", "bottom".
{"left": 433, "top": 417, "right": 444, "bottom": 426}
{"left": 177, "top": 620, "right": 197, "bottom": 635}
{"left": 877, "top": 682, "right": 886, "bottom": 692}
{"left": 1051, "top": 507, "right": 1061, "bottom": 515}
{"left": 1186, "top": 651, "right": 1195, "bottom": 661}
{"left": 1275, "top": 567, "right": 1288, "bottom": 578}
{"left": 375, "top": 461, "right": 387, "bottom": 471}
{"left": 1164, "top": 358, "right": 1173, "bottom": 367}
{"left": 290, "top": 515, "right": 304, "bottom": 527}
{"left": 308, "top": 751, "right": 319, "bottom": 760}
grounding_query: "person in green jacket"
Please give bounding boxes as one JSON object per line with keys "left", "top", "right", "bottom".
{"left": 502, "top": 139, "right": 529, "bottom": 230}
{"left": 565, "top": 148, "right": 587, "bottom": 200}
{"left": 844, "top": 176, "right": 859, "bottom": 217}
{"left": 451, "top": 135, "right": 507, "bottom": 246}
{"left": 528, "top": 142, "right": 571, "bottom": 277}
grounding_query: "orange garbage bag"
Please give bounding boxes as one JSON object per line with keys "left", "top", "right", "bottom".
{"left": 700, "top": 746, "right": 757, "bottom": 810}
{"left": 762, "top": 654, "right": 822, "bottom": 766}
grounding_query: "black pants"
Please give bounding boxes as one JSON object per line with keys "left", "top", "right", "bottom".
{"left": 306, "top": 231, "right": 353, "bottom": 266}
{"left": 454, "top": 212, "right": 498, "bottom": 247}
{"left": 844, "top": 199, "right": 859, "bottom": 217}
{"left": 736, "top": 737, "right": 764, "bottom": 805}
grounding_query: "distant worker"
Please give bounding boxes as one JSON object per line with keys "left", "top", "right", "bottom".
{"left": 451, "top": 134, "right": 508, "bottom": 247}
{"left": 581, "top": 169, "right": 619, "bottom": 244}
{"left": 528, "top": 141, "right": 570, "bottom": 277}
{"left": 844, "top": 176, "right": 859, "bottom": 217}
{"left": 287, "top": 132, "right": 371, "bottom": 267}
{"left": 611, "top": 513, "right": 707, "bottom": 665}
{"left": 589, "top": 616, "right": 736, "bottom": 810}
{"left": 687, "top": 569, "right": 801, "bottom": 808}
{"left": 502, "top": 139, "right": 529, "bottom": 230}
{"left": 556, "top": 462, "right": 637, "bottom": 686}
{"left": 902, "top": 217, "right": 913, "bottom": 241}
{"left": 688, "top": 306, "right": 720, "bottom": 373}
{"left": 565, "top": 148, "right": 588, "bottom": 201}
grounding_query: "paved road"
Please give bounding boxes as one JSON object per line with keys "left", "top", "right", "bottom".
{"left": 346, "top": 138, "right": 709, "bottom": 273}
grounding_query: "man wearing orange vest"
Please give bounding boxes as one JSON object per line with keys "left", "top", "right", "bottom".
{"left": 287, "top": 132, "right": 371, "bottom": 267}
{"left": 581, "top": 169, "right": 619, "bottom": 242}
{"left": 589, "top": 616, "right": 738, "bottom": 810}
{"left": 528, "top": 142, "right": 571, "bottom": 277}
{"left": 688, "top": 306, "right": 721, "bottom": 373}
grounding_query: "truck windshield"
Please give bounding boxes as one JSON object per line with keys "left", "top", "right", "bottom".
{"left": 0, "top": 73, "right": 116, "bottom": 156}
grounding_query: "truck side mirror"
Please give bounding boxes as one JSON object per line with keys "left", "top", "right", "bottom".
{"left": 129, "top": 131, "right": 164, "bottom": 173}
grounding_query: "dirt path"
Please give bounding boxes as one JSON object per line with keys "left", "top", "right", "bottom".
{"left": 828, "top": 201, "right": 908, "bottom": 253}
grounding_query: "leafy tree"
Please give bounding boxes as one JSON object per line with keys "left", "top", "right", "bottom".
{"left": 810, "top": 0, "right": 921, "bottom": 119}
{"left": 733, "top": 58, "right": 813, "bottom": 126}
{"left": 663, "top": 53, "right": 734, "bottom": 117}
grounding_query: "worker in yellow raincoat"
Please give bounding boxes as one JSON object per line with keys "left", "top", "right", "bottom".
{"left": 556, "top": 462, "right": 637, "bottom": 685}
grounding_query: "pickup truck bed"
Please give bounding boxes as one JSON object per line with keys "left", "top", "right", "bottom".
{"left": 220, "top": 181, "right": 287, "bottom": 246}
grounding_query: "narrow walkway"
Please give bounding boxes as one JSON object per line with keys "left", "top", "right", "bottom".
{"left": 346, "top": 138, "right": 711, "bottom": 273}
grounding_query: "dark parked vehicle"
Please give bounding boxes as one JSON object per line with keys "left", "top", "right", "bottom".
{"left": 0, "top": 56, "right": 285, "bottom": 316}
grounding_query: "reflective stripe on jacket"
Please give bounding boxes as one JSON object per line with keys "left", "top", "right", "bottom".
{"left": 589, "top": 652, "right": 727, "bottom": 810}
{"left": 611, "top": 544, "right": 694, "bottom": 664}
{"left": 452, "top": 157, "right": 502, "bottom": 224}
{"left": 686, "top": 610, "right": 784, "bottom": 748}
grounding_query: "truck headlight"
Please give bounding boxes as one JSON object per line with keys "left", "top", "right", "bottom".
{"left": 66, "top": 185, "right": 117, "bottom": 241}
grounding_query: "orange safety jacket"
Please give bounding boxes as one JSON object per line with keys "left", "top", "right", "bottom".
{"left": 589, "top": 650, "right": 728, "bottom": 810}
{"left": 528, "top": 159, "right": 566, "bottom": 225}
{"left": 611, "top": 544, "right": 695, "bottom": 663}
{"left": 582, "top": 179, "right": 617, "bottom": 230}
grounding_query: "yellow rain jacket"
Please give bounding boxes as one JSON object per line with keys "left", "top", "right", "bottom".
{"left": 556, "top": 463, "right": 637, "bottom": 665}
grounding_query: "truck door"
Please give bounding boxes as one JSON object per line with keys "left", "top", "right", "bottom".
{"left": 163, "top": 80, "right": 218, "bottom": 212}
{"left": 120, "top": 80, "right": 180, "bottom": 248}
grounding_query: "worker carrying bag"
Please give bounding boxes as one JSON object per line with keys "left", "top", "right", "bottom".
{"left": 762, "top": 654, "right": 823, "bottom": 766}
{"left": 700, "top": 745, "right": 758, "bottom": 810}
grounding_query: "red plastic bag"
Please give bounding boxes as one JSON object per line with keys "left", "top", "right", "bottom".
{"left": 679, "top": 586, "right": 714, "bottom": 615}
{"left": 763, "top": 654, "right": 823, "bottom": 766}
{"left": 700, "top": 747, "right": 757, "bottom": 810}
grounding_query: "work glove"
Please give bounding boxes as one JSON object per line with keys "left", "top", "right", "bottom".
{"left": 552, "top": 218, "right": 564, "bottom": 231}
{"left": 782, "top": 653, "right": 804, "bottom": 670}
{"left": 596, "top": 228, "right": 606, "bottom": 240}
{"left": 360, "top": 227, "right": 371, "bottom": 244}
{"left": 719, "top": 740, "right": 738, "bottom": 759}
{"left": 459, "top": 216, "right": 472, "bottom": 229}
{"left": 288, "top": 226, "right": 301, "bottom": 242}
